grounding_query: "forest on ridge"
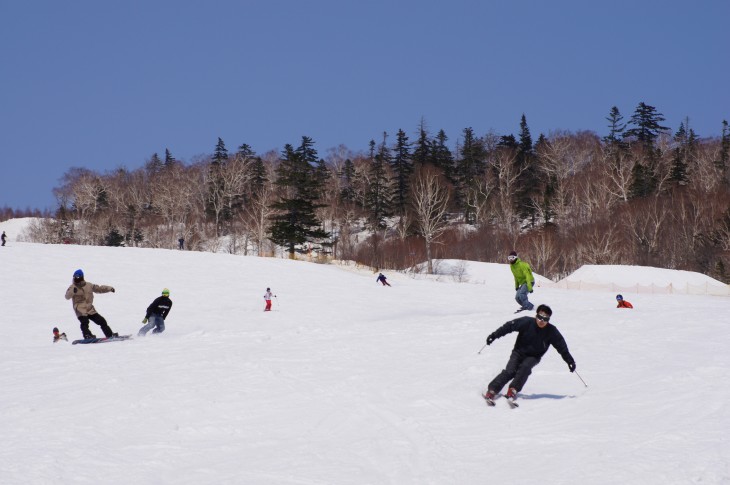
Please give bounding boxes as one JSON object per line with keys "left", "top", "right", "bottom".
{"left": 13, "top": 102, "right": 730, "bottom": 283}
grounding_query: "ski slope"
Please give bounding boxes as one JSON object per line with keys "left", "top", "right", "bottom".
{"left": 1, "top": 241, "right": 728, "bottom": 484}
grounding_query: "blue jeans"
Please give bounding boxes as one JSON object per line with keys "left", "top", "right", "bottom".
{"left": 138, "top": 314, "right": 165, "bottom": 336}
{"left": 515, "top": 284, "right": 534, "bottom": 310}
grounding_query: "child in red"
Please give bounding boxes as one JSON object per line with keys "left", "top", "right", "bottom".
{"left": 264, "top": 288, "right": 275, "bottom": 311}
{"left": 616, "top": 294, "right": 633, "bottom": 308}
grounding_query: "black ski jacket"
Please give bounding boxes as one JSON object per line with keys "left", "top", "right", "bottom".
{"left": 145, "top": 296, "right": 173, "bottom": 320}
{"left": 490, "top": 316, "right": 574, "bottom": 364}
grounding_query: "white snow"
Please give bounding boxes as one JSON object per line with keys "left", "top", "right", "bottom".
{"left": 1, "top": 238, "right": 729, "bottom": 484}
{"left": 562, "top": 264, "right": 725, "bottom": 288}
{"left": 0, "top": 217, "right": 41, "bottom": 242}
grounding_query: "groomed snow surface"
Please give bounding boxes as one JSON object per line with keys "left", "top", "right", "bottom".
{"left": 1, "top": 240, "right": 729, "bottom": 484}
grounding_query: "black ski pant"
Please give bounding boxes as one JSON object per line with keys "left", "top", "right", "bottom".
{"left": 488, "top": 350, "right": 541, "bottom": 394}
{"left": 78, "top": 313, "right": 114, "bottom": 338}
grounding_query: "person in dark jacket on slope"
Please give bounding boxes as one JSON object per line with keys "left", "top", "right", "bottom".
{"left": 483, "top": 304, "right": 575, "bottom": 404}
{"left": 138, "top": 288, "right": 173, "bottom": 336}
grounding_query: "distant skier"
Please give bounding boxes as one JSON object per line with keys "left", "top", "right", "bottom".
{"left": 178, "top": 237, "right": 185, "bottom": 250}
{"left": 508, "top": 250, "right": 534, "bottom": 312}
{"left": 616, "top": 294, "right": 633, "bottom": 309}
{"left": 138, "top": 288, "right": 173, "bottom": 336}
{"left": 1, "top": 231, "right": 6, "bottom": 246}
{"left": 264, "top": 287, "right": 276, "bottom": 311}
{"left": 64, "top": 269, "right": 118, "bottom": 339}
{"left": 482, "top": 304, "right": 575, "bottom": 406}
{"left": 376, "top": 273, "right": 391, "bottom": 286}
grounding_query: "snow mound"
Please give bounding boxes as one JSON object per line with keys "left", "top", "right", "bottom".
{"left": 553, "top": 264, "right": 728, "bottom": 296}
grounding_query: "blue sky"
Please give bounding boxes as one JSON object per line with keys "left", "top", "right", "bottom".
{"left": 1, "top": 0, "right": 728, "bottom": 210}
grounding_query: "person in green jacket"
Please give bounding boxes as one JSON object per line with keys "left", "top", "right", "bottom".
{"left": 508, "top": 251, "right": 535, "bottom": 312}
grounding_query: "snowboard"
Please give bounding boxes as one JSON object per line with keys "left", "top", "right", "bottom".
{"left": 72, "top": 334, "right": 133, "bottom": 345}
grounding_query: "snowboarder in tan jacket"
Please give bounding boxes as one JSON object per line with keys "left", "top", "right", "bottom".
{"left": 64, "top": 269, "right": 118, "bottom": 339}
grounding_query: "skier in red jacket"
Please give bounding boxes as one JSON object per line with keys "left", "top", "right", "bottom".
{"left": 616, "top": 294, "right": 633, "bottom": 308}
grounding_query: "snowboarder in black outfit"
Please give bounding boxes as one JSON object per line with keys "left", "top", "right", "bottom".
{"left": 138, "top": 288, "right": 173, "bottom": 336}
{"left": 483, "top": 304, "right": 575, "bottom": 406}
{"left": 1, "top": 231, "right": 6, "bottom": 246}
{"left": 376, "top": 273, "right": 391, "bottom": 286}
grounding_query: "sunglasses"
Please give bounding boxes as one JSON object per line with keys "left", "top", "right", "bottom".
{"left": 536, "top": 313, "right": 551, "bottom": 322}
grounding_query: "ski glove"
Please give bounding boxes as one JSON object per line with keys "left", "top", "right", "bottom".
{"left": 568, "top": 362, "right": 576, "bottom": 373}
{"left": 110, "top": 287, "right": 115, "bottom": 293}
{"left": 142, "top": 318, "right": 148, "bottom": 324}
{"left": 486, "top": 334, "right": 496, "bottom": 345}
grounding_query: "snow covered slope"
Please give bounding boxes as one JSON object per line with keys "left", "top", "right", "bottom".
{"left": 1, "top": 243, "right": 728, "bottom": 484}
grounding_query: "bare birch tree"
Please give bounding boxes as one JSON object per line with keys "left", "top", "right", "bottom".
{"left": 411, "top": 166, "right": 451, "bottom": 274}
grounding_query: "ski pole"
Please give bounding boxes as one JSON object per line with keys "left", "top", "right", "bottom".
{"left": 477, "top": 342, "right": 488, "bottom": 354}
{"left": 574, "top": 370, "right": 588, "bottom": 387}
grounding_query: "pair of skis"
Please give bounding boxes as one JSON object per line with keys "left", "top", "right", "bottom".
{"left": 483, "top": 393, "right": 519, "bottom": 409}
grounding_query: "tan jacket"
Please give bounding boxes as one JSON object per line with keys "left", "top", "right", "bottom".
{"left": 64, "top": 281, "right": 114, "bottom": 317}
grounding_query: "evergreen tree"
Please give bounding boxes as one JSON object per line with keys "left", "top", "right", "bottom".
{"left": 212, "top": 137, "right": 229, "bottom": 166}
{"left": 248, "top": 156, "right": 267, "bottom": 194}
{"left": 497, "top": 134, "right": 518, "bottom": 148}
{"left": 269, "top": 139, "right": 329, "bottom": 257}
{"left": 669, "top": 119, "right": 697, "bottom": 186}
{"left": 431, "top": 129, "right": 455, "bottom": 183}
{"left": 412, "top": 119, "right": 431, "bottom": 167}
{"left": 454, "top": 127, "right": 485, "bottom": 223}
{"left": 715, "top": 119, "right": 729, "bottom": 177}
{"left": 391, "top": 129, "right": 413, "bottom": 215}
{"left": 237, "top": 143, "right": 256, "bottom": 159}
{"left": 514, "top": 115, "right": 541, "bottom": 225}
{"left": 163, "top": 148, "right": 176, "bottom": 169}
{"left": 624, "top": 102, "right": 669, "bottom": 154}
{"left": 146, "top": 153, "right": 163, "bottom": 176}
{"left": 625, "top": 103, "right": 668, "bottom": 197}
{"left": 629, "top": 162, "right": 657, "bottom": 198}
{"left": 603, "top": 106, "right": 627, "bottom": 147}
{"left": 365, "top": 137, "right": 393, "bottom": 230}
{"left": 236, "top": 143, "right": 266, "bottom": 193}
{"left": 339, "top": 158, "right": 356, "bottom": 204}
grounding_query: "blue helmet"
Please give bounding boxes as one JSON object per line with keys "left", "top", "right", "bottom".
{"left": 73, "top": 269, "right": 84, "bottom": 279}
{"left": 616, "top": 294, "right": 623, "bottom": 301}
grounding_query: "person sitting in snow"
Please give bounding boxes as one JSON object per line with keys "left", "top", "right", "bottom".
{"left": 508, "top": 250, "right": 535, "bottom": 312}
{"left": 138, "top": 288, "right": 173, "bottom": 336}
{"left": 64, "top": 269, "right": 118, "bottom": 339}
{"left": 483, "top": 304, "right": 576, "bottom": 406}
{"left": 376, "top": 273, "right": 391, "bottom": 286}
{"left": 264, "top": 287, "right": 276, "bottom": 311}
{"left": 616, "top": 294, "right": 633, "bottom": 309}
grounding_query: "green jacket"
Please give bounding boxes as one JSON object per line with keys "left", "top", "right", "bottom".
{"left": 510, "top": 258, "right": 535, "bottom": 292}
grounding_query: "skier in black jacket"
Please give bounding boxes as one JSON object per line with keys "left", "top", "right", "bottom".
{"left": 483, "top": 304, "right": 575, "bottom": 405}
{"left": 138, "top": 288, "right": 173, "bottom": 336}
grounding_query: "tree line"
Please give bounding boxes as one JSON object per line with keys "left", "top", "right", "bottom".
{"left": 26, "top": 102, "right": 730, "bottom": 283}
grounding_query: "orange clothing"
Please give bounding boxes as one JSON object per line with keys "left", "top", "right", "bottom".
{"left": 617, "top": 300, "right": 633, "bottom": 309}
